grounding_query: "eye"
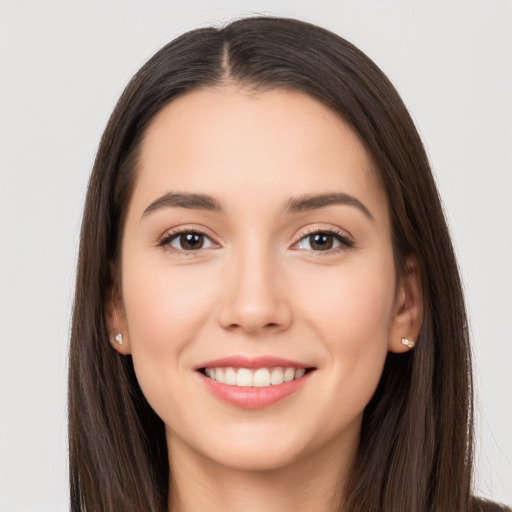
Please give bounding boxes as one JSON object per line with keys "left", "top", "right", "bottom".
{"left": 160, "top": 230, "right": 216, "bottom": 252}
{"left": 294, "top": 230, "right": 353, "bottom": 252}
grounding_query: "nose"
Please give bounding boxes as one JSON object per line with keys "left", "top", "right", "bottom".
{"left": 217, "top": 245, "right": 293, "bottom": 335}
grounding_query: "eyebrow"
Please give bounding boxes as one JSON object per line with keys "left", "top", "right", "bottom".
{"left": 142, "top": 191, "right": 373, "bottom": 220}
{"left": 284, "top": 193, "right": 374, "bottom": 220}
{"left": 142, "top": 192, "right": 223, "bottom": 217}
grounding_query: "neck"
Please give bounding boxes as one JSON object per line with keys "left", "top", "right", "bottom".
{"left": 167, "top": 430, "right": 357, "bottom": 512}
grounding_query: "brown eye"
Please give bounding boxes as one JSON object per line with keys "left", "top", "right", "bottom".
{"left": 294, "top": 230, "right": 353, "bottom": 252}
{"left": 163, "top": 231, "right": 216, "bottom": 252}
{"left": 179, "top": 233, "right": 204, "bottom": 250}
{"left": 309, "top": 233, "right": 334, "bottom": 250}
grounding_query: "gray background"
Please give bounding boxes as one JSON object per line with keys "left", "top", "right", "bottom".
{"left": 0, "top": 1, "right": 511, "bottom": 510}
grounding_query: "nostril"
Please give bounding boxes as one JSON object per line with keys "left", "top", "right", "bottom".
{"left": 217, "top": 298, "right": 293, "bottom": 334}
{"left": 225, "top": 321, "right": 279, "bottom": 332}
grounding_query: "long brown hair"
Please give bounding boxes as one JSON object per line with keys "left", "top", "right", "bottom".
{"left": 69, "top": 16, "right": 503, "bottom": 512}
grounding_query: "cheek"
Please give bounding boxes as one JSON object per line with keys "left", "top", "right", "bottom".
{"left": 123, "top": 260, "right": 214, "bottom": 344}
{"left": 297, "top": 258, "right": 396, "bottom": 408}
{"left": 302, "top": 260, "right": 395, "bottom": 343}
{"left": 121, "top": 258, "right": 217, "bottom": 399}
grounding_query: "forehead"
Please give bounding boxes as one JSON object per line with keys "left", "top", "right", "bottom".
{"left": 131, "top": 85, "right": 388, "bottom": 221}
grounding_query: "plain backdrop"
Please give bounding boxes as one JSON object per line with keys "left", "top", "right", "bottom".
{"left": 0, "top": 1, "right": 511, "bottom": 510}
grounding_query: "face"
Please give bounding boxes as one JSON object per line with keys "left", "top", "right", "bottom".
{"left": 111, "top": 86, "right": 421, "bottom": 472}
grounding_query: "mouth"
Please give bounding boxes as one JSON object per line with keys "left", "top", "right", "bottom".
{"left": 195, "top": 356, "right": 317, "bottom": 408}
{"left": 199, "top": 366, "right": 316, "bottom": 388}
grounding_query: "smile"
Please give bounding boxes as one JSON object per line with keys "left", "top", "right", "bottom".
{"left": 202, "top": 366, "right": 310, "bottom": 387}
{"left": 196, "top": 356, "right": 317, "bottom": 408}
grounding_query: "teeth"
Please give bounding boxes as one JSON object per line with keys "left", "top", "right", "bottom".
{"left": 270, "top": 367, "right": 284, "bottom": 385}
{"left": 204, "top": 366, "right": 309, "bottom": 387}
{"left": 283, "top": 367, "right": 295, "bottom": 382}
{"left": 225, "top": 367, "right": 237, "bottom": 385}
{"left": 216, "top": 367, "right": 225, "bottom": 383}
{"left": 253, "top": 368, "right": 271, "bottom": 387}
{"left": 236, "top": 368, "right": 253, "bottom": 387}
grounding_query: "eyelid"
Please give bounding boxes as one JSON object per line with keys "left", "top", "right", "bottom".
{"left": 291, "top": 225, "right": 355, "bottom": 253}
{"left": 156, "top": 224, "right": 354, "bottom": 255}
{"left": 157, "top": 225, "right": 221, "bottom": 253}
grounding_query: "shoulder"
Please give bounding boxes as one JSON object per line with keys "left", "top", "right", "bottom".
{"left": 471, "top": 497, "right": 512, "bottom": 512}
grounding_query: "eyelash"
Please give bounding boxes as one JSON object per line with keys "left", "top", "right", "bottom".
{"left": 158, "top": 227, "right": 354, "bottom": 256}
{"left": 158, "top": 228, "right": 216, "bottom": 256}
{"left": 293, "top": 228, "right": 354, "bottom": 255}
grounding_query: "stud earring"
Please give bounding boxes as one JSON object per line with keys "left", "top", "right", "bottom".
{"left": 114, "top": 333, "right": 123, "bottom": 346}
{"left": 401, "top": 337, "right": 415, "bottom": 350}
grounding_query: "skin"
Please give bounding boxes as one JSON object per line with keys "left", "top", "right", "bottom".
{"left": 107, "top": 85, "right": 423, "bottom": 512}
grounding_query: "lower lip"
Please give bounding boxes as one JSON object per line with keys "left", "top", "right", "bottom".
{"left": 199, "top": 371, "right": 314, "bottom": 409}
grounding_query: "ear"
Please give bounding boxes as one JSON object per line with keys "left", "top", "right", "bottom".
{"left": 105, "top": 280, "right": 132, "bottom": 355}
{"left": 388, "top": 256, "right": 423, "bottom": 353}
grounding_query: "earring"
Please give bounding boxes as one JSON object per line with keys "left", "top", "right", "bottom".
{"left": 114, "top": 333, "right": 123, "bottom": 346}
{"left": 401, "top": 337, "right": 415, "bottom": 350}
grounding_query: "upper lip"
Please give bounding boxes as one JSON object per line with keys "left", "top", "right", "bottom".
{"left": 194, "top": 355, "right": 314, "bottom": 370}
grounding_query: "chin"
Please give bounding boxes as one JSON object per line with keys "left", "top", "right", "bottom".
{"left": 204, "top": 440, "right": 308, "bottom": 472}
{"left": 183, "top": 417, "right": 345, "bottom": 473}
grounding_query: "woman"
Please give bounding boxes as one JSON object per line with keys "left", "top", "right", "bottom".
{"left": 68, "top": 16, "right": 510, "bottom": 512}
